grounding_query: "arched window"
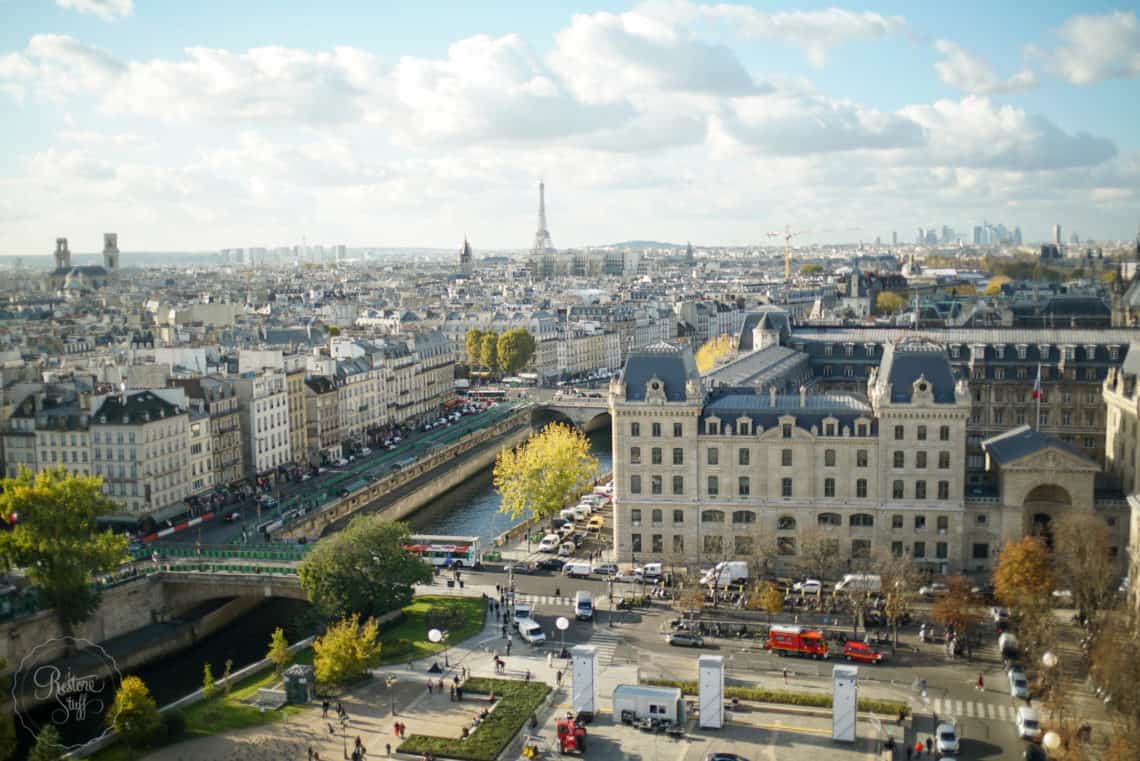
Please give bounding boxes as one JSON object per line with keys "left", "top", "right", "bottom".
{"left": 732, "top": 510, "right": 756, "bottom": 524}
{"left": 701, "top": 509, "right": 725, "bottom": 523}
{"left": 777, "top": 515, "right": 797, "bottom": 531}
{"left": 817, "top": 512, "right": 842, "bottom": 527}
{"left": 849, "top": 513, "right": 874, "bottom": 528}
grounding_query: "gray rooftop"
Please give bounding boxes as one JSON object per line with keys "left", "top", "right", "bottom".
{"left": 792, "top": 327, "right": 1136, "bottom": 345}
{"left": 706, "top": 344, "right": 807, "bottom": 388}
{"left": 706, "top": 391, "right": 870, "bottom": 415}
{"left": 981, "top": 425, "right": 1090, "bottom": 465}
{"left": 876, "top": 338, "right": 957, "bottom": 403}
{"left": 619, "top": 342, "right": 699, "bottom": 402}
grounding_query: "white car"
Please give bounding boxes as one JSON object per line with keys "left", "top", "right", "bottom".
{"left": 557, "top": 541, "right": 576, "bottom": 557}
{"left": 333, "top": 458, "right": 349, "bottom": 467}
{"left": 935, "top": 723, "right": 959, "bottom": 755}
{"left": 359, "top": 447, "right": 372, "bottom": 456}
{"left": 1008, "top": 670, "right": 1029, "bottom": 699}
{"left": 920, "top": 582, "right": 949, "bottom": 598}
{"left": 537, "top": 534, "right": 560, "bottom": 552}
{"left": 593, "top": 563, "right": 619, "bottom": 576}
{"left": 613, "top": 569, "right": 643, "bottom": 582}
{"left": 793, "top": 579, "right": 822, "bottom": 594}
{"left": 1016, "top": 706, "right": 1042, "bottom": 742}
{"left": 990, "top": 606, "right": 1009, "bottom": 623}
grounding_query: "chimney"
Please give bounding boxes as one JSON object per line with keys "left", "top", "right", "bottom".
{"left": 769, "top": 386, "right": 777, "bottom": 407}
{"left": 799, "top": 385, "right": 806, "bottom": 408}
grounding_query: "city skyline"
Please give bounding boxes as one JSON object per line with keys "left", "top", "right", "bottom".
{"left": 1, "top": 1, "right": 1139, "bottom": 253}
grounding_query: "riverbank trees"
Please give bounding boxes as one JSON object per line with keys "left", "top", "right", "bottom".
{"left": 494, "top": 423, "right": 599, "bottom": 521}
{"left": 0, "top": 468, "right": 128, "bottom": 634}
{"left": 298, "top": 516, "right": 431, "bottom": 620}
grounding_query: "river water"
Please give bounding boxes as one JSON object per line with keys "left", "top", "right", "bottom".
{"left": 17, "top": 426, "right": 611, "bottom": 755}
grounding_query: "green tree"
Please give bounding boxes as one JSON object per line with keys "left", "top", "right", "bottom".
{"left": 26, "top": 725, "right": 62, "bottom": 761}
{"left": 222, "top": 658, "right": 233, "bottom": 698}
{"left": 201, "top": 662, "right": 217, "bottom": 703}
{"left": 497, "top": 328, "right": 537, "bottom": 375}
{"left": 799, "top": 263, "right": 823, "bottom": 275}
{"left": 267, "top": 626, "right": 290, "bottom": 676}
{"left": 875, "top": 291, "right": 907, "bottom": 314}
{"left": 494, "top": 423, "right": 599, "bottom": 521}
{"left": 107, "top": 676, "right": 163, "bottom": 754}
{"left": 464, "top": 328, "right": 484, "bottom": 366}
{"left": 0, "top": 711, "right": 14, "bottom": 761}
{"left": 993, "top": 536, "right": 1054, "bottom": 612}
{"left": 0, "top": 468, "right": 128, "bottom": 634}
{"left": 299, "top": 516, "right": 431, "bottom": 619}
{"left": 313, "top": 614, "right": 382, "bottom": 687}
{"left": 479, "top": 332, "right": 499, "bottom": 371}
{"left": 326, "top": 325, "right": 341, "bottom": 337}
{"left": 983, "top": 275, "right": 1011, "bottom": 295}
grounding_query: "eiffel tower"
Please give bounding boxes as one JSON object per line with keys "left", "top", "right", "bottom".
{"left": 531, "top": 180, "right": 554, "bottom": 253}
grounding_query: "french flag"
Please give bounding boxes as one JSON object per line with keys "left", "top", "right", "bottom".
{"left": 1032, "top": 364, "right": 1042, "bottom": 401}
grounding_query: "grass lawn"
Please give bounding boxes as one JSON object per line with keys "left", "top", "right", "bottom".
{"left": 89, "top": 648, "right": 312, "bottom": 761}
{"left": 398, "top": 677, "right": 549, "bottom": 761}
{"left": 646, "top": 678, "right": 908, "bottom": 716}
{"left": 377, "top": 595, "right": 485, "bottom": 664}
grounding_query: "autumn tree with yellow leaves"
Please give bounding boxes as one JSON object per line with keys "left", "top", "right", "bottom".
{"left": 695, "top": 334, "right": 735, "bottom": 373}
{"left": 494, "top": 423, "right": 599, "bottom": 521}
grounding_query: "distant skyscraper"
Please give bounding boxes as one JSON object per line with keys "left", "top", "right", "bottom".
{"left": 685, "top": 241, "right": 695, "bottom": 266}
{"left": 531, "top": 180, "right": 554, "bottom": 254}
{"left": 1013, "top": 227, "right": 1022, "bottom": 246}
{"left": 973, "top": 226, "right": 983, "bottom": 246}
{"left": 459, "top": 237, "right": 474, "bottom": 275}
{"left": 1070, "top": 232, "right": 1080, "bottom": 245}
{"left": 941, "top": 225, "right": 953, "bottom": 244}
{"left": 891, "top": 231, "right": 898, "bottom": 247}
{"left": 1053, "top": 224, "right": 1062, "bottom": 246}
{"left": 916, "top": 227, "right": 925, "bottom": 245}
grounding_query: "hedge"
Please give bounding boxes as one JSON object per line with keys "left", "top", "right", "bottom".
{"left": 645, "top": 679, "right": 908, "bottom": 717}
{"left": 398, "top": 677, "right": 550, "bottom": 761}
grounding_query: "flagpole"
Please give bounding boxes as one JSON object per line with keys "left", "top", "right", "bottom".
{"left": 1034, "top": 363, "right": 1041, "bottom": 431}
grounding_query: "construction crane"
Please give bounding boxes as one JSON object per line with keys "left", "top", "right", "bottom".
{"left": 767, "top": 225, "right": 808, "bottom": 283}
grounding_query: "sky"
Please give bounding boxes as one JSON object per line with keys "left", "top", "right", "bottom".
{"left": 1, "top": 0, "right": 1139, "bottom": 254}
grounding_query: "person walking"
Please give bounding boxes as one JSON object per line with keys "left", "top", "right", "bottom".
{"left": 427, "top": 679, "right": 433, "bottom": 695}
{"left": 322, "top": 700, "right": 330, "bottom": 718}
{"left": 976, "top": 672, "right": 985, "bottom": 691}
{"left": 386, "top": 744, "right": 391, "bottom": 757}
{"left": 925, "top": 737, "right": 933, "bottom": 755}
{"left": 783, "top": 668, "right": 789, "bottom": 685}
{"left": 556, "top": 670, "right": 563, "bottom": 687}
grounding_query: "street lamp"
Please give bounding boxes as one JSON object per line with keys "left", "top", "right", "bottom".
{"left": 555, "top": 616, "right": 569, "bottom": 659}
{"left": 386, "top": 675, "right": 398, "bottom": 716}
{"left": 1042, "top": 731, "right": 1062, "bottom": 751}
{"left": 340, "top": 713, "right": 349, "bottom": 760}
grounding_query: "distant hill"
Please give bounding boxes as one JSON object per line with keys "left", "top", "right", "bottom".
{"left": 604, "top": 240, "right": 684, "bottom": 250}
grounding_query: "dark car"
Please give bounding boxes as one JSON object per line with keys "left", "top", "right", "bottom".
{"left": 667, "top": 632, "right": 705, "bottom": 648}
{"left": 537, "top": 558, "right": 565, "bottom": 572}
{"left": 705, "top": 754, "right": 749, "bottom": 761}
{"left": 511, "top": 562, "right": 535, "bottom": 574}
{"left": 222, "top": 511, "right": 241, "bottom": 523}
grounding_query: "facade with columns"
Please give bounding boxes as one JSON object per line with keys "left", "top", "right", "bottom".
{"left": 609, "top": 338, "right": 1131, "bottom": 578}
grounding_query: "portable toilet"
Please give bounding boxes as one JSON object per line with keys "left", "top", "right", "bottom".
{"left": 283, "top": 664, "right": 315, "bottom": 705}
{"left": 832, "top": 664, "right": 858, "bottom": 742}
{"left": 571, "top": 645, "right": 598, "bottom": 720}
{"left": 698, "top": 654, "right": 724, "bottom": 728}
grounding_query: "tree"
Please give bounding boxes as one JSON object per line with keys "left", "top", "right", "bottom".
{"left": 326, "top": 325, "right": 341, "bottom": 337}
{"left": 479, "top": 332, "right": 499, "bottom": 371}
{"left": 464, "top": 328, "right": 484, "bottom": 366}
{"left": 799, "top": 263, "right": 823, "bottom": 276}
{"left": 494, "top": 423, "right": 599, "bottom": 521}
{"left": 497, "top": 328, "right": 537, "bottom": 375}
{"left": 874, "top": 550, "right": 917, "bottom": 648}
{"left": 875, "top": 291, "right": 907, "bottom": 314}
{"left": 299, "top": 516, "right": 431, "bottom": 620}
{"left": 983, "top": 275, "right": 1011, "bottom": 295}
{"left": 746, "top": 582, "right": 784, "bottom": 623}
{"left": 201, "top": 662, "right": 217, "bottom": 703}
{"left": 222, "top": 658, "right": 233, "bottom": 699}
{"left": 0, "top": 468, "right": 128, "bottom": 634}
{"left": 930, "top": 576, "right": 982, "bottom": 656}
{"left": 694, "top": 334, "right": 735, "bottom": 373}
{"left": 267, "top": 626, "right": 290, "bottom": 676}
{"left": 26, "top": 725, "right": 63, "bottom": 761}
{"left": 993, "top": 536, "right": 1054, "bottom": 612}
{"left": 108, "top": 676, "right": 163, "bottom": 753}
{"left": 795, "top": 529, "right": 843, "bottom": 581}
{"left": 0, "top": 711, "right": 14, "bottom": 761}
{"left": 1052, "top": 513, "right": 1117, "bottom": 624}
{"left": 1090, "top": 617, "right": 1140, "bottom": 749}
{"left": 313, "top": 613, "right": 381, "bottom": 687}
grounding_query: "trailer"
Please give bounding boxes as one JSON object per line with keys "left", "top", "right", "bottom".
{"left": 612, "top": 684, "right": 683, "bottom": 726}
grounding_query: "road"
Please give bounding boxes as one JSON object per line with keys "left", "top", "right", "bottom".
{"left": 164, "top": 401, "right": 529, "bottom": 546}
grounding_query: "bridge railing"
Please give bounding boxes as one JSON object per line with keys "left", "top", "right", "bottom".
{"left": 159, "top": 562, "right": 300, "bottom": 577}
{"left": 133, "top": 543, "right": 312, "bottom": 563}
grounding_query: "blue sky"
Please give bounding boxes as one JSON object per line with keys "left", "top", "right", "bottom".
{"left": 1, "top": 0, "right": 1138, "bottom": 253}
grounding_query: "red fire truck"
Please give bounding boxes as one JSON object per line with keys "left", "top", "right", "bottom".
{"left": 766, "top": 625, "right": 830, "bottom": 659}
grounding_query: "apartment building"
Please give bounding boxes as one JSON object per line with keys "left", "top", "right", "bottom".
{"left": 304, "top": 375, "right": 342, "bottom": 464}
{"left": 186, "top": 403, "right": 214, "bottom": 494}
{"left": 171, "top": 376, "right": 244, "bottom": 487}
{"left": 286, "top": 358, "right": 308, "bottom": 469}
{"left": 234, "top": 369, "right": 292, "bottom": 480}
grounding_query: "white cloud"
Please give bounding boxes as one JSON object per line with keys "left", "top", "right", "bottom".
{"left": 0, "top": 34, "right": 123, "bottom": 100}
{"left": 1042, "top": 10, "right": 1140, "bottom": 84}
{"left": 550, "top": 7, "right": 764, "bottom": 103}
{"left": 899, "top": 96, "right": 1116, "bottom": 171}
{"left": 933, "top": 40, "right": 1036, "bottom": 94}
{"left": 55, "top": 0, "right": 133, "bottom": 21}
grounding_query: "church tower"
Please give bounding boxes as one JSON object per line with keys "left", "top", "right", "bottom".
{"left": 103, "top": 233, "right": 120, "bottom": 274}
{"left": 53, "top": 238, "right": 71, "bottom": 271}
{"left": 459, "top": 236, "right": 473, "bottom": 275}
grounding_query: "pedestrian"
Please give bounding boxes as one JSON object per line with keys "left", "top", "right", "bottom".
{"left": 905, "top": 743, "right": 912, "bottom": 760}
{"left": 506, "top": 639, "right": 512, "bottom": 655}
{"left": 976, "top": 672, "right": 984, "bottom": 691}
{"left": 386, "top": 744, "right": 391, "bottom": 757}
{"left": 450, "top": 685, "right": 456, "bottom": 701}
{"left": 328, "top": 723, "right": 336, "bottom": 735}
{"left": 322, "top": 700, "right": 330, "bottom": 718}
{"left": 308, "top": 747, "right": 314, "bottom": 761}
{"left": 925, "top": 737, "right": 933, "bottom": 755}
{"left": 556, "top": 670, "right": 563, "bottom": 687}
{"left": 394, "top": 722, "right": 400, "bottom": 737}
{"left": 783, "top": 668, "right": 789, "bottom": 685}
{"left": 427, "top": 679, "right": 433, "bottom": 695}
{"left": 337, "top": 702, "right": 344, "bottom": 717}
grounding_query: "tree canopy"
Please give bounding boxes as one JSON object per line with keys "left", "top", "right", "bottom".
{"left": 875, "top": 291, "right": 907, "bottom": 314}
{"left": 0, "top": 468, "right": 128, "bottom": 633}
{"left": 930, "top": 576, "right": 982, "bottom": 639}
{"left": 298, "top": 517, "right": 431, "bottom": 620}
{"left": 497, "top": 328, "right": 536, "bottom": 375}
{"left": 1052, "top": 513, "right": 1117, "bottom": 623}
{"left": 983, "top": 275, "right": 1011, "bottom": 295}
{"left": 464, "top": 329, "right": 484, "bottom": 366}
{"left": 107, "top": 676, "right": 162, "bottom": 751}
{"left": 479, "top": 332, "right": 499, "bottom": 371}
{"left": 313, "top": 613, "right": 381, "bottom": 687}
{"left": 799, "top": 263, "right": 823, "bottom": 275}
{"left": 267, "top": 627, "right": 290, "bottom": 676}
{"left": 694, "top": 334, "right": 735, "bottom": 373}
{"left": 993, "top": 536, "right": 1054, "bottom": 611}
{"left": 494, "top": 423, "right": 598, "bottom": 521}
{"left": 26, "top": 725, "right": 62, "bottom": 761}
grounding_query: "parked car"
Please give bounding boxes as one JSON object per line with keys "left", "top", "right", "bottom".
{"left": 536, "top": 558, "right": 565, "bottom": 572}
{"left": 705, "top": 754, "right": 748, "bottom": 761}
{"left": 557, "top": 541, "right": 576, "bottom": 557}
{"left": 511, "top": 562, "right": 535, "bottom": 575}
{"left": 842, "top": 641, "right": 885, "bottom": 664}
{"left": 537, "top": 534, "right": 561, "bottom": 553}
{"left": 593, "top": 562, "right": 619, "bottom": 576}
{"left": 935, "top": 723, "right": 959, "bottom": 755}
{"left": 667, "top": 632, "right": 705, "bottom": 648}
{"left": 613, "top": 569, "right": 643, "bottom": 582}
{"left": 920, "top": 582, "right": 949, "bottom": 598}
{"left": 1015, "top": 706, "right": 1042, "bottom": 742}
{"left": 1008, "top": 670, "right": 1030, "bottom": 699}
{"left": 222, "top": 511, "right": 241, "bottom": 523}
{"left": 793, "top": 579, "right": 822, "bottom": 594}
{"left": 586, "top": 516, "right": 605, "bottom": 532}
{"left": 359, "top": 447, "right": 372, "bottom": 456}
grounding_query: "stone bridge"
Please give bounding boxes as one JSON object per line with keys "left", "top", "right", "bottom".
{"left": 529, "top": 394, "right": 611, "bottom": 432}
{"left": 155, "top": 562, "right": 307, "bottom": 609}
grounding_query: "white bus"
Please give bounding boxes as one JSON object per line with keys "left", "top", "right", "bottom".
{"left": 404, "top": 534, "right": 481, "bottom": 568}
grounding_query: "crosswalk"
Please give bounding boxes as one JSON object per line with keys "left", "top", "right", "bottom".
{"left": 586, "top": 626, "right": 622, "bottom": 665}
{"left": 927, "top": 695, "right": 1021, "bottom": 723}
{"left": 516, "top": 594, "right": 576, "bottom": 608}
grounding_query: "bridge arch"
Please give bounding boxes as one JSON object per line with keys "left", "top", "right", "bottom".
{"left": 531, "top": 405, "right": 612, "bottom": 433}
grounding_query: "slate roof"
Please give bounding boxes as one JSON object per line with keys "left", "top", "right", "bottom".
{"left": 619, "top": 342, "right": 699, "bottom": 402}
{"left": 981, "top": 425, "right": 1091, "bottom": 465}
{"left": 701, "top": 389, "right": 874, "bottom": 434}
{"left": 737, "top": 308, "right": 791, "bottom": 351}
{"left": 94, "top": 391, "right": 182, "bottom": 425}
{"left": 875, "top": 338, "right": 957, "bottom": 403}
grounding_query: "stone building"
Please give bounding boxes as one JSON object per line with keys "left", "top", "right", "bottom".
{"left": 609, "top": 338, "right": 1131, "bottom": 577}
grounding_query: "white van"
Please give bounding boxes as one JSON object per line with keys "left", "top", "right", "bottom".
{"left": 563, "top": 562, "right": 592, "bottom": 578}
{"left": 835, "top": 574, "right": 882, "bottom": 594}
{"left": 537, "top": 534, "right": 560, "bottom": 552}
{"left": 575, "top": 591, "right": 594, "bottom": 620}
{"left": 517, "top": 618, "right": 546, "bottom": 645}
{"left": 571, "top": 504, "right": 591, "bottom": 520}
{"left": 512, "top": 601, "right": 534, "bottom": 629}
{"left": 639, "top": 562, "right": 663, "bottom": 579}
{"left": 1015, "top": 705, "right": 1042, "bottom": 742}
{"left": 560, "top": 508, "right": 579, "bottom": 523}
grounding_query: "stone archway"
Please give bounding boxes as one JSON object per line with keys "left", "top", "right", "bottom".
{"left": 1024, "top": 484, "right": 1071, "bottom": 549}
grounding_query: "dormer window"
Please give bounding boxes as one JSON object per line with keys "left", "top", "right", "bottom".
{"left": 1016, "top": 344, "right": 1028, "bottom": 360}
